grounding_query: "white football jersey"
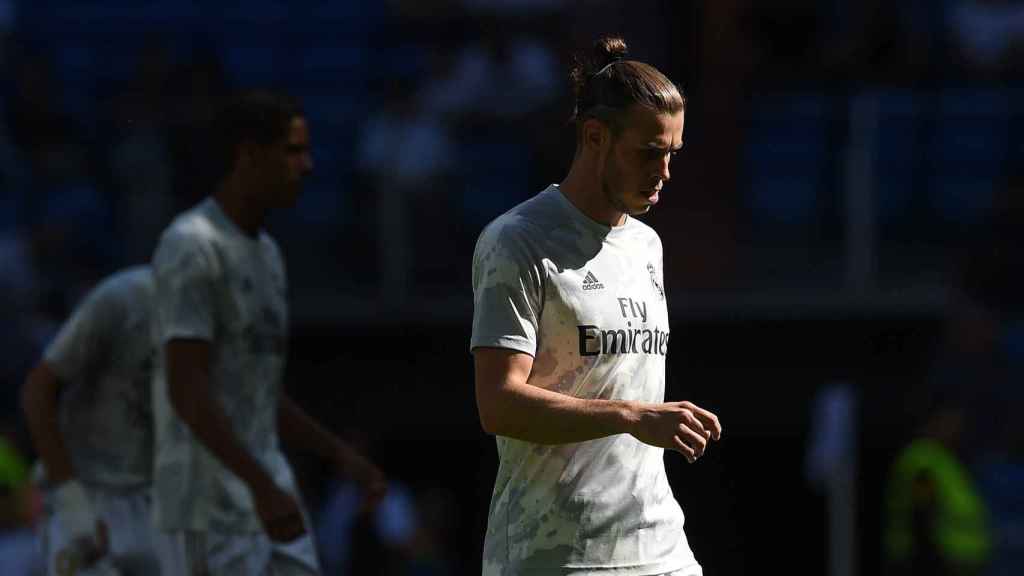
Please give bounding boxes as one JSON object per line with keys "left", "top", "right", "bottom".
{"left": 44, "top": 266, "right": 155, "bottom": 488}
{"left": 151, "top": 197, "right": 297, "bottom": 533}
{"left": 471, "top": 185, "right": 698, "bottom": 575}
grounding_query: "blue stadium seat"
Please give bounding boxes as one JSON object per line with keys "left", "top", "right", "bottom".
{"left": 222, "top": 43, "right": 283, "bottom": 86}
{"left": 925, "top": 88, "right": 1009, "bottom": 228}
{"left": 866, "top": 90, "right": 920, "bottom": 230}
{"left": 460, "top": 139, "right": 530, "bottom": 228}
{"left": 742, "top": 92, "right": 832, "bottom": 235}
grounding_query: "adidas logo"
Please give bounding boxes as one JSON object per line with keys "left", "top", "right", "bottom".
{"left": 582, "top": 270, "right": 605, "bottom": 291}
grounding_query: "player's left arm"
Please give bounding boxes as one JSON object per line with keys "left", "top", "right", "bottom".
{"left": 277, "top": 395, "right": 387, "bottom": 509}
{"left": 22, "top": 281, "right": 117, "bottom": 486}
{"left": 22, "top": 280, "right": 116, "bottom": 565}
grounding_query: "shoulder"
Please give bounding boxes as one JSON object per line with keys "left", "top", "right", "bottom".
{"left": 475, "top": 193, "right": 558, "bottom": 256}
{"left": 154, "top": 204, "right": 218, "bottom": 265}
{"left": 627, "top": 218, "right": 664, "bottom": 253}
{"left": 68, "top": 266, "right": 151, "bottom": 324}
{"left": 258, "top": 233, "right": 284, "bottom": 264}
{"left": 97, "top": 266, "right": 155, "bottom": 301}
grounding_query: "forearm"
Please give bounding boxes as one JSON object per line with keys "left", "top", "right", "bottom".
{"left": 170, "top": 379, "right": 274, "bottom": 492}
{"left": 21, "top": 363, "right": 75, "bottom": 485}
{"left": 483, "top": 382, "right": 640, "bottom": 444}
{"left": 277, "top": 395, "right": 349, "bottom": 463}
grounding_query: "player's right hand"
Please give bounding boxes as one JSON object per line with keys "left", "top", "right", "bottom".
{"left": 252, "top": 481, "right": 306, "bottom": 543}
{"left": 630, "top": 401, "right": 722, "bottom": 463}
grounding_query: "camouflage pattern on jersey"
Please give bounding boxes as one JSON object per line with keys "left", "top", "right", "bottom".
{"left": 151, "top": 198, "right": 297, "bottom": 533}
{"left": 471, "top": 186, "right": 698, "bottom": 575}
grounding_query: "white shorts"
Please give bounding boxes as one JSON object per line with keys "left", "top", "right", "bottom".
{"left": 661, "top": 561, "right": 704, "bottom": 576}
{"left": 154, "top": 530, "right": 320, "bottom": 576}
{"left": 39, "top": 484, "right": 160, "bottom": 575}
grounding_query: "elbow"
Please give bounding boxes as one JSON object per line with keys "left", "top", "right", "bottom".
{"left": 476, "top": 398, "right": 516, "bottom": 437}
{"left": 475, "top": 395, "right": 503, "bottom": 436}
{"left": 477, "top": 409, "right": 500, "bottom": 436}
{"left": 166, "top": 376, "right": 194, "bottom": 422}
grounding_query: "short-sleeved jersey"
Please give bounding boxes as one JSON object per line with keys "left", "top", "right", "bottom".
{"left": 151, "top": 197, "right": 296, "bottom": 533}
{"left": 470, "top": 185, "right": 697, "bottom": 575}
{"left": 43, "top": 266, "right": 156, "bottom": 488}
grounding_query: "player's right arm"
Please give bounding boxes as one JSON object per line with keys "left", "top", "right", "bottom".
{"left": 164, "top": 339, "right": 305, "bottom": 541}
{"left": 471, "top": 222, "right": 720, "bottom": 461}
{"left": 21, "top": 278, "right": 117, "bottom": 564}
{"left": 473, "top": 347, "right": 719, "bottom": 462}
{"left": 22, "top": 362, "right": 74, "bottom": 485}
{"left": 22, "top": 278, "right": 119, "bottom": 486}
{"left": 154, "top": 228, "right": 303, "bottom": 542}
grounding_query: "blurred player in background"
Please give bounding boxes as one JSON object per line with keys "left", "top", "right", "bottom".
{"left": 470, "top": 36, "right": 721, "bottom": 575}
{"left": 22, "top": 265, "right": 160, "bottom": 575}
{"left": 150, "top": 90, "right": 386, "bottom": 575}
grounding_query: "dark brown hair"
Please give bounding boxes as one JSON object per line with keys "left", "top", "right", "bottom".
{"left": 214, "top": 89, "right": 304, "bottom": 179}
{"left": 570, "top": 36, "right": 685, "bottom": 135}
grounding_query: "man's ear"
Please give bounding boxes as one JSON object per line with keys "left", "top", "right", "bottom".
{"left": 582, "top": 118, "right": 610, "bottom": 154}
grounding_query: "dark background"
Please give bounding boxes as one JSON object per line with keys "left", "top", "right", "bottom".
{"left": 1, "top": 1, "right": 1022, "bottom": 574}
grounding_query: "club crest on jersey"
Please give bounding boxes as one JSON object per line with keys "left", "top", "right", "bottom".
{"left": 647, "top": 262, "right": 664, "bottom": 299}
{"left": 582, "top": 270, "right": 605, "bottom": 291}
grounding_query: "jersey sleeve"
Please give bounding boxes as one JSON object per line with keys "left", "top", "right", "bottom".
{"left": 43, "top": 278, "right": 121, "bottom": 382}
{"left": 470, "top": 221, "right": 544, "bottom": 356}
{"left": 152, "top": 228, "right": 217, "bottom": 343}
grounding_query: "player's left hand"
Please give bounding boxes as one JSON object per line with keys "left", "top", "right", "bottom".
{"left": 336, "top": 449, "right": 387, "bottom": 513}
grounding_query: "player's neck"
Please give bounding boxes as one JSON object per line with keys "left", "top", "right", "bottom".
{"left": 214, "top": 177, "right": 267, "bottom": 237}
{"left": 560, "top": 159, "right": 627, "bottom": 228}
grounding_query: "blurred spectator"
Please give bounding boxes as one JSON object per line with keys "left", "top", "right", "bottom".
{"left": 316, "top": 480, "right": 453, "bottom": 576}
{"left": 360, "top": 77, "right": 457, "bottom": 192}
{"left": 953, "top": 170, "right": 1024, "bottom": 574}
{"left": 2, "top": 44, "right": 112, "bottom": 315}
{"left": 0, "top": 433, "right": 43, "bottom": 576}
{"left": 166, "top": 47, "right": 230, "bottom": 205}
{"left": 107, "top": 35, "right": 178, "bottom": 265}
{"left": 0, "top": 233, "right": 40, "bottom": 412}
{"left": 883, "top": 168, "right": 1024, "bottom": 576}
{"left": 356, "top": 74, "right": 459, "bottom": 289}
{"left": 418, "top": 25, "right": 558, "bottom": 123}
{"left": 4, "top": 47, "right": 87, "bottom": 193}
{"left": 0, "top": 114, "right": 29, "bottom": 232}
{"left": 947, "top": 0, "right": 1024, "bottom": 76}
{"left": 313, "top": 431, "right": 453, "bottom": 575}
{"left": 883, "top": 385, "right": 992, "bottom": 576}
{"left": 952, "top": 170, "right": 1024, "bottom": 451}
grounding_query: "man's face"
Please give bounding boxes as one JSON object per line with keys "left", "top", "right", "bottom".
{"left": 258, "top": 116, "right": 313, "bottom": 208}
{"left": 600, "top": 105, "right": 684, "bottom": 217}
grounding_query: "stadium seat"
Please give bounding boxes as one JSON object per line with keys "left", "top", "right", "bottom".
{"left": 863, "top": 89, "right": 920, "bottom": 231}
{"left": 742, "top": 92, "right": 834, "bottom": 236}
{"left": 925, "top": 88, "right": 1009, "bottom": 229}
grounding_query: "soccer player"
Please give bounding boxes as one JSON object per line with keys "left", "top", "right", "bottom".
{"left": 470, "top": 36, "right": 723, "bottom": 575}
{"left": 22, "top": 265, "right": 160, "bottom": 575}
{"left": 150, "top": 90, "right": 385, "bottom": 575}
